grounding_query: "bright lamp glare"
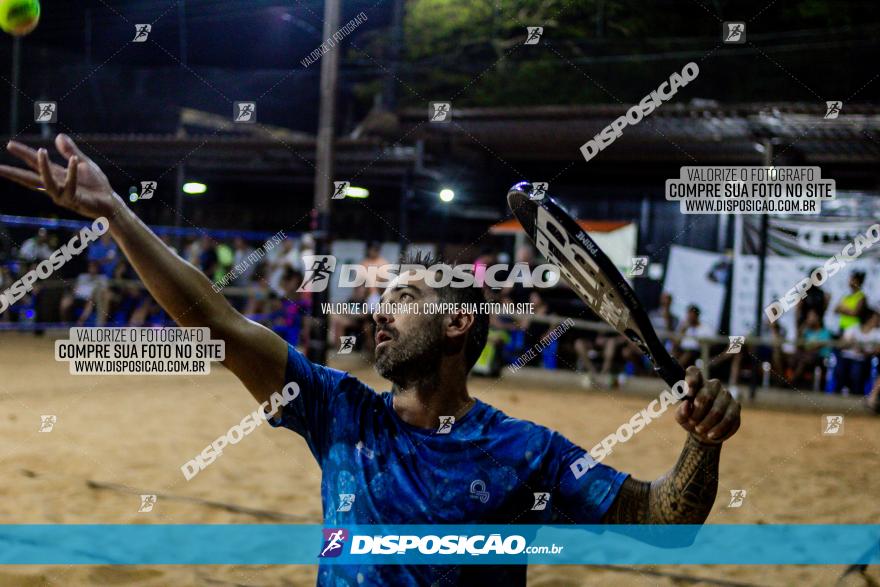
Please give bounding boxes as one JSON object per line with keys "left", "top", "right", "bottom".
{"left": 439, "top": 188, "right": 455, "bottom": 202}
{"left": 183, "top": 182, "right": 207, "bottom": 195}
{"left": 346, "top": 186, "right": 370, "bottom": 198}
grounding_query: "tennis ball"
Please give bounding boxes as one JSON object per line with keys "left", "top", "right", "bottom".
{"left": 0, "top": 0, "right": 40, "bottom": 37}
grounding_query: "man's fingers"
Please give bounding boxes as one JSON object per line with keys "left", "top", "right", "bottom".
{"left": 7, "top": 140, "right": 40, "bottom": 170}
{"left": 684, "top": 365, "right": 702, "bottom": 399}
{"left": 705, "top": 402, "right": 741, "bottom": 441}
{"left": 55, "top": 134, "right": 89, "bottom": 162}
{"left": 675, "top": 401, "right": 695, "bottom": 431}
{"left": 0, "top": 165, "right": 44, "bottom": 190}
{"left": 37, "top": 149, "right": 59, "bottom": 195}
{"left": 695, "top": 389, "right": 731, "bottom": 435}
{"left": 62, "top": 156, "right": 79, "bottom": 200}
{"left": 691, "top": 378, "right": 722, "bottom": 423}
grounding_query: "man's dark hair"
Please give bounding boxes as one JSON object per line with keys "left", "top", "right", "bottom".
{"left": 402, "top": 250, "right": 489, "bottom": 372}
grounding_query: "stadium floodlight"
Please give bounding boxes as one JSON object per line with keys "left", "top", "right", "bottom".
{"left": 346, "top": 186, "right": 370, "bottom": 198}
{"left": 183, "top": 182, "right": 207, "bottom": 195}
{"left": 439, "top": 188, "right": 455, "bottom": 202}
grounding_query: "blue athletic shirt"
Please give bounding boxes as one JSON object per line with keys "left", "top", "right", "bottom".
{"left": 269, "top": 344, "right": 629, "bottom": 586}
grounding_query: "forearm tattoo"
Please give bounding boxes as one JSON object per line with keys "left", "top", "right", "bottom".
{"left": 603, "top": 435, "right": 721, "bottom": 524}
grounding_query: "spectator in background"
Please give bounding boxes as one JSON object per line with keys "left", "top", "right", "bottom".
{"left": 183, "top": 236, "right": 201, "bottom": 267}
{"left": 18, "top": 228, "right": 51, "bottom": 262}
{"left": 834, "top": 306, "right": 880, "bottom": 395}
{"left": 271, "top": 269, "right": 310, "bottom": 348}
{"left": 521, "top": 291, "right": 562, "bottom": 370}
{"left": 268, "top": 238, "right": 298, "bottom": 296}
{"left": 214, "top": 238, "right": 234, "bottom": 284}
{"left": 197, "top": 235, "right": 218, "bottom": 278}
{"left": 797, "top": 267, "right": 830, "bottom": 331}
{"left": 298, "top": 234, "right": 315, "bottom": 272}
{"left": 792, "top": 308, "right": 833, "bottom": 388}
{"left": 60, "top": 261, "right": 109, "bottom": 326}
{"left": 87, "top": 232, "right": 118, "bottom": 278}
{"left": 505, "top": 245, "right": 537, "bottom": 305}
{"left": 649, "top": 292, "right": 679, "bottom": 339}
{"left": 835, "top": 270, "right": 867, "bottom": 334}
{"left": 231, "top": 237, "right": 256, "bottom": 286}
{"left": 674, "top": 304, "right": 714, "bottom": 368}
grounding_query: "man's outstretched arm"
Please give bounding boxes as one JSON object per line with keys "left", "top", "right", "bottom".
{"left": 602, "top": 367, "right": 740, "bottom": 524}
{"left": 0, "top": 135, "right": 288, "bottom": 405}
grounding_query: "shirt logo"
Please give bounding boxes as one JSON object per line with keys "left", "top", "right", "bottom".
{"left": 470, "top": 479, "right": 490, "bottom": 504}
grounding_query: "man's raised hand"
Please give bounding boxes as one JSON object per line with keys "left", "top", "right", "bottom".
{"left": 0, "top": 134, "right": 121, "bottom": 220}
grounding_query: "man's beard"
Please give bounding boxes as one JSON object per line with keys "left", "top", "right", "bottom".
{"left": 374, "top": 315, "right": 444, "bottom": 384}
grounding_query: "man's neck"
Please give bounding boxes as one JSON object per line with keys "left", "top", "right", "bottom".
{"left": 391, "top": 365, "right": 474, "bottom": 430}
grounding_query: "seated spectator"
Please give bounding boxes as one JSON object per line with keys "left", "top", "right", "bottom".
{"left": 18, "top": 228, "right": 51, "bottom": 262}
{"left": 649, "top": 291, "right": 679, "bottom": 334}
{"left": 792, "top": 309, "right": 833, "bottom": 388}
{"left": 833, "top": 306, "right": 880, "bottom": 396}
{"left": 87, "top": 233, "right": 118, "bottom": 278}
{"left": 60, "top": 261, "right": 109, "bottom": 326}
{"left": 231, "top": 237, "right": 256, "bottom": 286}
{"left": 674, "top": 304, "right": 714, "bottom": 368}
{"left": 649, "top": 291, "right": 679, "bottom": 355}
{"left": 271, "top": 270, "right": 310, "bottom": 348}
{"left": 520, "top": 291, "right": 562, "bottom": 370}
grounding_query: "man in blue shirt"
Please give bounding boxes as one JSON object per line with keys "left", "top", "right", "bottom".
{"left": 0, "top": 135, "right": 742, "bottom": 586}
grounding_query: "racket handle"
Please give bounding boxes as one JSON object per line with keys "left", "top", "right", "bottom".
{"left": 654, "top": 360, "right": 694, "bottom": 402}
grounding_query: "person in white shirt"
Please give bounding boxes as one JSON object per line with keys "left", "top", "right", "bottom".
{"left": 834, "top": 307, "right": 880, "bottom": 395}
{"left": 675, "top": 304, "right": 714, "bottom": 368}
{"left": 18, "top": 228, "right": 52, "bottom": 262}
{"left": 60, "top": 261, "right": 109, "bottom": 326}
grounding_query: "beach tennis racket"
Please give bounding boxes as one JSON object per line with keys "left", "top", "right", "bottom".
{"left": 507, "top": 181, "right": 688, "bottom": 393}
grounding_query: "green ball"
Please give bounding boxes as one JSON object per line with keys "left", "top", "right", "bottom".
{"left": 0, "top": 0, "right": 40, "bottom": 37}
